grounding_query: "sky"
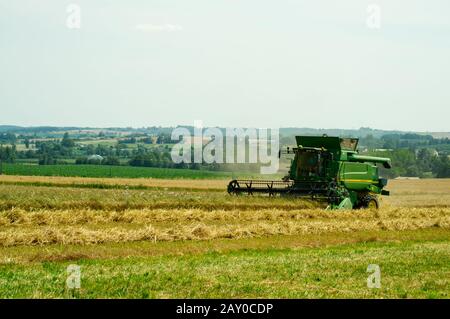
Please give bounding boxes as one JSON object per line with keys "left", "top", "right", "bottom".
{"left": 0, "top": 0, "right": 449, "bottom": 132}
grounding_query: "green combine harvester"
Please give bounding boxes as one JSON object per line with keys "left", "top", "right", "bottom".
{"left": 227, "top": 135, "right": 392, "bottom": 209}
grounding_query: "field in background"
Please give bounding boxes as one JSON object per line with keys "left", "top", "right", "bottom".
{"left": 1, "top": 163, "right": 281, "bottom": 180}
{"left": 0, "top": 176, "right": 448, "bottom": 298}
{"left": 1, "top": 163, "right": 234, "bottom": 179}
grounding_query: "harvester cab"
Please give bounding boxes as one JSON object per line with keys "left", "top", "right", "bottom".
{"left": 227, "top": 135, "right": 392, "bottom": 209}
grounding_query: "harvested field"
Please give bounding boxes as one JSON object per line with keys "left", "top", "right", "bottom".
{"left": 0, "top": 207, "right": 448, "bottom": 247}
{"left": 0, "top": 174, "right": 229, "bottom": 190}
{"left": 0, "top": 176, "right": 449, "bottom": 298}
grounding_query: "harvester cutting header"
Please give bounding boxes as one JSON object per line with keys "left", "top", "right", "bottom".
{"left": 228, "top": 135, "right": 392, "bottom": 209}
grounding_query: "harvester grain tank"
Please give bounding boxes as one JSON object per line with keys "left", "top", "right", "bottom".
{"left": 227, "top": 135, "right": 391, "bottom": 209}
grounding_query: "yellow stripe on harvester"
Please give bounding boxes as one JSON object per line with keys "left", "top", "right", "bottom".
{"left": 340, "top": 179, "right": 376, "bottom": 183}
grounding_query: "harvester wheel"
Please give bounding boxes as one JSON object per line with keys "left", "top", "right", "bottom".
{"left": 227, "top": 180, "right": 239, "bottom": 195}
{"left": 362, "top": 195, "right": 379, "bottom": 209}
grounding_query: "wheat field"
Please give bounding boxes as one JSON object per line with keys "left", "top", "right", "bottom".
{"left": 0, "top": 175, "right": 449, "bottom": 298}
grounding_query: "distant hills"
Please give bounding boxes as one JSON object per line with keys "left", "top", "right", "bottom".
{"left": 0, "top": 125, "right": 449, "bottom": 139}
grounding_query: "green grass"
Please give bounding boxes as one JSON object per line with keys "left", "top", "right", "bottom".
{"left": 0, "top": 238, "right": 448, "bottom": 298}
{"left": 1, "top": 163, "right": 235, "bottom": 179}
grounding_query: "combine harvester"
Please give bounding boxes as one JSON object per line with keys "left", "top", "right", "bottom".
{"left": 228, "top": 135, "right": 392, "bottom": 209}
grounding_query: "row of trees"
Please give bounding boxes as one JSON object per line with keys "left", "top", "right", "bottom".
{"left": 360, "top": 133, "right": 450, "bottom": 150}
{"left": 117, "top": 133, "right": 172, "bottom": 145}
{"left": 370, "top": 148, "right": 450, "bottom": 178}
{"left": 2, "top": 131, "right": 450, "bottom": 178}
{"left": 0, "top": 133, "right": 16, "bottom": 144}
{"left": 0, "top": 145, "right": 16, "bottom": 162}
{"left": 127, "top": 147, "right": 261, "bottom": 172}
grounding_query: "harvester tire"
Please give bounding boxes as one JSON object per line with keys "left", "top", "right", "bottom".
{"left": 227, "top": 180, "right": 239, "bottom": 194}
{"left": 361, "top": 195, "right": 379, "bottom": 209}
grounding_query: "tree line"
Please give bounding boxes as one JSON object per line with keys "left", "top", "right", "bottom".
{"left": 1, "top": 131, "right": 450, "bottom": 178}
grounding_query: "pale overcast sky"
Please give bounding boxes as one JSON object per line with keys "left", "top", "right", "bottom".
{"left": 0, "top": 0, "right": 449, "bottom": 131}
